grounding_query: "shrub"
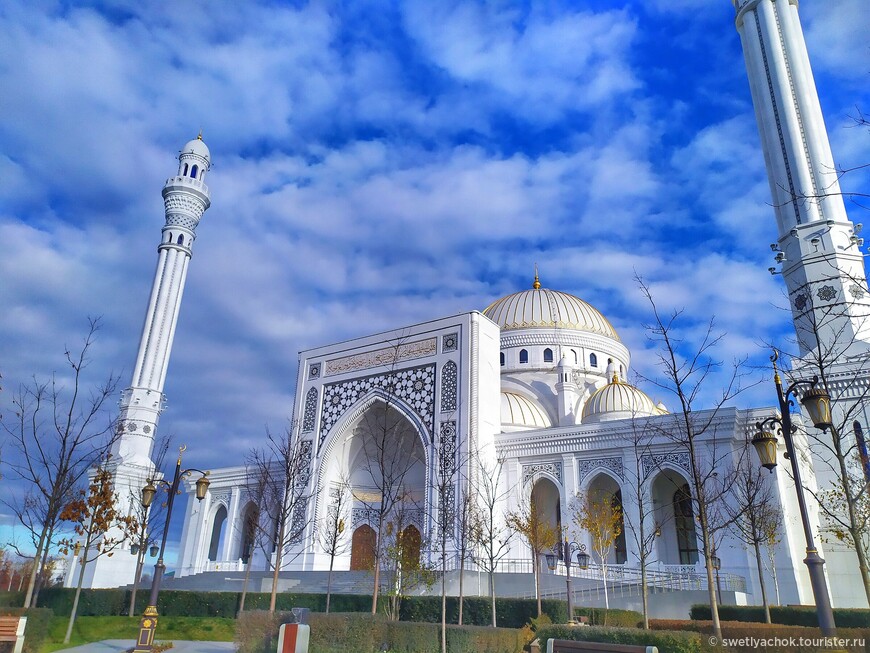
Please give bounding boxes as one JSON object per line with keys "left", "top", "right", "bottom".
{"left": 0, "top": 593, "right": 25, "bottom": 608}
{"left": 654, "top": 620, "right": 870, "bottom": 653}
{"left": 0, "top": 607, "right": 53, "bottom": 653}
{"left": 537, "top": 624, "right": 702, "bottom": 653}
{"left": 690, "top": 604, "right": 870, "bottom": 628}
{"left": 573, "top": 607, "right": 642, "bottom": 628}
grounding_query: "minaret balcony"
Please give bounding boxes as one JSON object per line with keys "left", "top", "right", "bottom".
{"left": 165, "top": 175, "right": 209, "bottom": 194}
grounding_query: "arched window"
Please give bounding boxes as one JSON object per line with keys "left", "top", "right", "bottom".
{"left": 190, "top": 164, "right": 198, "bottom": 178}
{"left": 590, "top": 353, "right": 598, "bottom": 368}
{"left": 208, "top": 505, "right": 228, "bottom": 562}
{"left": 519, "top": 349, "right": 529, "bottom": 364}
{"left": 544, "top": 348, "right": 554, "bottom": 363}
{"left": 673, "top": 484, "right": 699, "bottom": 564}
{"left": 177, "top": 234, "right": 184, "bottom": 245}
{"left": 182, "top": 163, "right": 189, "bottom": 176}
{"left": 500, "top": 352, "right": 505, "bottom": 367}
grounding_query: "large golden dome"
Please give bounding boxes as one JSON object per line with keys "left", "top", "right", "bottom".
{"left": 483, "top": 274, "right": 620, "bottom": 341}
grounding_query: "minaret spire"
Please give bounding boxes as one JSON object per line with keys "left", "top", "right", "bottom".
{"left": 733, "top": 0, "right": 870, "bottom": 356}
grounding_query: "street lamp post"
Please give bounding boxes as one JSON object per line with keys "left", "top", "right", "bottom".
{"left": 545, "top": 539, "right": 589, "bottom": 623}
{"left": 752, "top": 351, "right": 836, "bottom": 637}
{"left": 132, "top": 446, "right": 210, "bottom": 653}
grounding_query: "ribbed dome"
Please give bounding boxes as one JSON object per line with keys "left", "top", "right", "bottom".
{"left": 582, "top": 376, "right": 666, "bottom": 422}
{"left": 484, "top": 277, "right": 619, "bottom": 341}
{"left": 501, "top": 392, "right": 552, "bottom": 429}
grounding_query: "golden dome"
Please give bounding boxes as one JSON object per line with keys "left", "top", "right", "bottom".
{"left": 501, "top": 392, "right": 552, "bottom": 429}
{"left": 483, "top": 280, "right": 620, "bottom": 341}
{"left": 582, "top": 375, "right": 666, "bottom": 422}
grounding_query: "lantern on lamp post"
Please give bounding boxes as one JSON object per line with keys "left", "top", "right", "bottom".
{"left": 752, "top": 350, "right": 836, "bottom": 636}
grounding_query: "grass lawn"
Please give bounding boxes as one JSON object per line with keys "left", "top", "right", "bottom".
{"left": 41, "top": 615, "right": 235, "bottom": 652}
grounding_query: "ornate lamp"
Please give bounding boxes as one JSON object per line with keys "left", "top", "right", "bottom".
{"left": 131, "top": 544, "right": 140, "bottom": 556}
{"left": 752, "top": 428, "right": 778, "bottom": 471}
{"left": 141, "top": 481, "right": 157, "bottom": 508}
{"left": 711, "top": 555, "right": 721, "bottom": 571}
{"left": 576, "top": 545, "right": 590, "bottom": 570}
{"left": 150, "top": 544, "right": 159, "bottom": 557}
{"left": 545, "top": 552, "right": 558, "bottom": 571}
{"left": 194, "top": 474, "right": 210, "bottom": 500}
{"left": 801, "top": 386, "right": 833, "bottom": 431}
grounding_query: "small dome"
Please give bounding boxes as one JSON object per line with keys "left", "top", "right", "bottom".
{"left": 483, "top": 276, "right": 619, "bottom": 341}
{"left": 582, "top": 375, "right": 666, "bottom": 423}
{"left": 180, "top": 134, "right": 210, "bottom": 161}
{"left": 501, "top": 392, "right": 552, "bottom": 430}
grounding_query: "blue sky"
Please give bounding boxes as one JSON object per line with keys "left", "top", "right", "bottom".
{"left": 1, "top": 1, "right": 869, "bottom": 565}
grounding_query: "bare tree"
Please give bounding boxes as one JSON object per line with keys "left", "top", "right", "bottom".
{"left": 249, "top": 424, "right": 313, "bottom": 613}
{"left": 58, "top": 458, "right": 138, "bottom": 643}
{"left": 638, "top": 278, "right": 754, "bottom": 641}
{"left": 317, "top": 474, "right": 352, "bottom": 614}
{"left": 472, "top": 457, "right": 511, "bottom": 627}
{"left": 726, "top": 457, "right": 782, "bottom": 623}
{"left": 354, "top": 372, "right": 425, "bottom": 615}
{"left": 236, "top": 459, "right": 270, "bottom": 617}
{"left": 506, "top": 492, "right": 559, "bottom": 618}
{"left": 432, "top": 433, "right": 459, "bottom": 653}
{"left": 454, "top": 483, "right": 480, "bottom": 626}
{"left": 1, "top": 318, "right": 120, "bottom": 607}
{"left": 620, "top": 416, "right": 675, "bottom": 629}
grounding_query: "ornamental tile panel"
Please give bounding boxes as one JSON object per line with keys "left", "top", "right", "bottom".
{"left": 319, "top": 364, "right": 436, "bottom": 447}
{"left": 302, "top": 388, "right": 318, "bottom": 433}
{"left": 641, "top": 452, "right": 691, "bottom": 478}
{"left": 440, "top": 361, "right": 458, "bottom": 412}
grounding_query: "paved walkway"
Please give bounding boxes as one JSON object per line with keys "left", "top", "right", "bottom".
{"left": 58, "top": 640, "right": 234, "bottom": 652}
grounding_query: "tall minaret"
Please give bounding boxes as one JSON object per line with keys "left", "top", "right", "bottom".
{"left": 113, "top": 134, "right": 212, "bottom": 468}
{"left": 77, "top": 136, "right": 212, "bottom": 588}
{"left": 733, "top": 0, "right": 870, "bottom": 357}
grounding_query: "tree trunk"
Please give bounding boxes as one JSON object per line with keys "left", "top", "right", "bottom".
{"left": 458, "top": 555, "right": 465, "bottom": 625}
{"left": 270, "top": 524, "right": 284, "bottom": 613}
{"left": 64, "top": 550, "right": 88, "bottom": 643}
{"left": 753, "top": 541, "right": 771, "bottom": 623}
{"left": 371, "top": 519, "right": 383, "bottom": 615}
{"left": 326, "top": 553, "right": 335, "bottom": 614}
{"left": 129, "top": 554, "right": 144, "bottom": 616}
{"left": 489, "top": 570, "right": 497, "bottom": 627}
{"left": 441, "top": 558, "right": 447, "bottom": 653}
{"left": 602, "top": 563, "right": 609, "bottom": 611}
{"left": 31, "top": 536, "right": 53, "bottom": 608}
{"left": 238, "top": 558, "right": 253, "bottom": 617}
{"left": 640, "top": 553, "right": 649, "bottom": 630}
{"left": 533, "top": 554, "right": 542, "bottom": 618}
{"left": 23, "top": 528, "right": 48, "bottom": 607}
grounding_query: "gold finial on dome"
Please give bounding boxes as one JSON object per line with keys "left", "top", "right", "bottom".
{"left": 197, "top": 130, "right": 203, "bottom": 140}
{"left": 532, "top": 263, "right": 541, "bottom": 289}
{"left": 612, "top": 373, "right": 620, "bottom": 384}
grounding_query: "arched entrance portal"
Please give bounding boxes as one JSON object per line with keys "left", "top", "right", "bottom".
{"left": 208, "top": 505, "right": 227, "bottom": 562}
{"left": 399, "top": 525, "right": 421, "bottom": 569}
{"left": 531, "top": 477, "right": 562, "bottom": 537}
{"left": 350, "top": 525, "right": 376, "bottom": 570}
{"left": 239, "top": 502, "right": 258, "bottom": 564}
{"left": 585, "top": 474, "right": 627, "bottom": 564}
{"left": 651, "top": 470, "right": 699, "bottom": 565}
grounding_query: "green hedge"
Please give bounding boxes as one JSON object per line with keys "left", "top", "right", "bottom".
{"left": 2, "top": 588, "right": 565, "bottom": 626}
{"left": 235, "top": 611, "right": 525, "bottom": 653}
{"left": 572, "top": 607, "right": 643, "bottom": 628}
{"left": 537, "top": 624, "right": 701, "bottom": 653}
{"left": 690, "top": 604, "right": 870, "bottom": 628}
{"left": 0, "top": 607, "right": 53, "bottom": 653}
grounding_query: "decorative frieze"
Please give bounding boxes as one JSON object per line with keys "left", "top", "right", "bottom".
{"left": 522, "top": 461, "right": 563, "bottom": 485}
{"left": 324, "top": 338, "right": 437, "bottom": 377}
{"left": 641, "top": 452, "right": 691, "bottom": 478}
{"left": 302, "top": 388, "right": 318, "bottom": 433}
{"left": 577, "top": 457, "right": 624, "bottom": 484}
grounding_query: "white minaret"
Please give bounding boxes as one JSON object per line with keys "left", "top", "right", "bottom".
{"left": 112, "top": 134, "right": 212, "bottom": 468}
{"left": 77, "top": 136, "right": 212, "bottom": 588}
{"left": 734, "top": 0, "right": 870, "bottom": 358}
{"left": 734, "top": 1, "right": 870, "bottom": 609}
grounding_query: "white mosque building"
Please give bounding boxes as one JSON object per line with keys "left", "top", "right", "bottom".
{"left": 77, "top": 0, "right": 870, "bottom": 614}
